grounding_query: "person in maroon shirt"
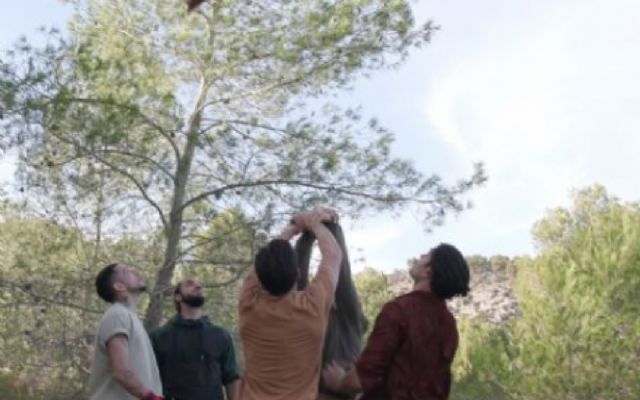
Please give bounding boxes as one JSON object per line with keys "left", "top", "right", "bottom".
{"left": 322, "top": 243, "right": 470, "bottom": 400}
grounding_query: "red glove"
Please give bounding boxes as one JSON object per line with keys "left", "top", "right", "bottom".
{"left": 140, "top": 391, "right": 164, "bottom": 400}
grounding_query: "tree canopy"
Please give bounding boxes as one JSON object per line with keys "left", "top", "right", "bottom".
{"left": 0, "top": 0, "right": 485, "bottom": 328}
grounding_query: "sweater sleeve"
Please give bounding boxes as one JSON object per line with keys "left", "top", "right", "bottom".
{"left": 355, "top": 301, "right": 405, "bottom": 393}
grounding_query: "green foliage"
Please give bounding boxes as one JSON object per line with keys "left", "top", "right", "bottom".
{"left": 353, "top": 267, "right": 393, "bottom": 336}
{"left": 447, "top": 186, "right": 640, "bottom": 399}
{"left": 0, "top": 0, "right": 490, "bottom": 395}
{"left": 0, "top": 215, "right": 92, "bottom": 399}
{"left": 0, "top": 371, "right": 30, "bottom": 400}
{"left": 451, "top": 319, "right": 514, "bottom": 400}
{"left": 0, "top": 206, "right": 163, "bottom": 399}
{"left": 1, "top": 0, "right": 485, "bottom": 331}
{"left": 509, "top": 186, "right": 640, "bottom": 399}
{"left": 452, "top": 186, "right": 640, "bottom": 399}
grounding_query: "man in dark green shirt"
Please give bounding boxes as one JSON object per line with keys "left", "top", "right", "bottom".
{"left": 150, "top": 278, "right": 240, "bottom": 400}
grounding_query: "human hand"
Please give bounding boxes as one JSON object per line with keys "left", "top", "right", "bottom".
{"left": 140, "top": 391, "right": 164, "bottom": 400}
{"left": 290, "top": 208, "right": 338, "bottom": 232}
{"left": 312, "top": 207, "right": 338, "bottom": 223}
{"left": 322, "top": 361, "right": 346, "bottom": 391}
{"left": 290, "top": 211, "right": 313, "bottom": 231}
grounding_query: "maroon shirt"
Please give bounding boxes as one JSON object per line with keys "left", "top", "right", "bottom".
{"left": 355, "top": 291, "right": 458, "bottom": 400}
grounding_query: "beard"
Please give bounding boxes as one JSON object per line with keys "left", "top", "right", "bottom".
{"left": 182, "top": 294, "right": 205, "bottom": 308}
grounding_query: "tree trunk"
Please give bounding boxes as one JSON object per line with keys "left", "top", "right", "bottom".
{"left": 144, "top": 80, "right": 207, "bottom": 329}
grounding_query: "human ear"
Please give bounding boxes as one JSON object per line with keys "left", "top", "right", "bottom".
{"left": 113, "top": 281, "right": 126, "bottom": 293}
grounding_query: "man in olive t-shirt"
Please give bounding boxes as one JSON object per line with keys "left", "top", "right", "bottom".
{"left": 88, "top": 263, "right": 163, "bottom": 400}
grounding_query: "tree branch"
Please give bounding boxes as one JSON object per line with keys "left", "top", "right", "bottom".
{"left": 98, "top": 148, "right": 176, "bottom": 182}
{"left": 180, "top": 179, "right": 433, "bottom": 212}
{"left": 90, "top": 152, "right": 169, "bottom": 230}
{"left": 0, "top": 279, "right": 101, "bottom": 314}
{"left": 57, "top": 96, "right": 181, "bottom": 161}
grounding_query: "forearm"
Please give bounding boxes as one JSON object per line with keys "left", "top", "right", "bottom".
{"left": 107, "top": 335, "right": 154, "bottom": 399}
{"left": 351, "top": 303, "right": 403, "bottom": 393}
{"left": 309, "top": 222, "right": 341, "bottom": 263}
{"left": 112, "top": 368, "right": 148, "bottom": 398}
{"left": 276, "top": 223, "right": 299, "bottom": 241}
{"left": 225, "top": 379, "right": 240, "bottom": 400}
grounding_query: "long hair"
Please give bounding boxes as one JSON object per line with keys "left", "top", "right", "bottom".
{"left": 430, "top": 243, "right": 470, "bottom": 300}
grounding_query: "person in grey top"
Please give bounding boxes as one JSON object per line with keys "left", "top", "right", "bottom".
{"left": 88, "top": 263, "right": 163, "bottom": 400}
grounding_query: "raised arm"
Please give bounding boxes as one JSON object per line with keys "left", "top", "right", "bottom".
{"left": 291, "top": 209, "right": 343, "bottom": 305}
{"left": 305, "top": 211, "right": 343, "bottom": 293}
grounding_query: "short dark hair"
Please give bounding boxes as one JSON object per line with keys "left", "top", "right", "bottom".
{"left": 254, "top": 239, "right": 298, "bottom": 296}
{"left": 430, "top": 243, "right": 470, "bottom": 300}
{"left": 95, "top": 263, "right": 119, "bottom": 303}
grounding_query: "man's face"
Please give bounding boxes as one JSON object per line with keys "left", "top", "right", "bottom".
{"left": 114, "top": 264, "right": 147, "bottom": 295}
{"left": 177, "top": 278, "right": 205, "bottom": 308}
{"left": 409, "top": 250, "right": 432, "bottom": 282}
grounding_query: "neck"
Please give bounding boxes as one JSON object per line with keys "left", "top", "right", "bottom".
{"left": 180, "top": 306, "right": 203, "bottom": 320}
{"left": 412, "top": 279, "right": 431, "bottom": 293}
{"left": 117, "top": 294, "right": 138, "bottom": 309}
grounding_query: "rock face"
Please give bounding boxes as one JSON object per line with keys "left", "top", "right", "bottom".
{"left": 447, "top": 267, "right": 518, "bottom": 324}
{"left": 386, "top": 255, "right": 519, "bottom": 325}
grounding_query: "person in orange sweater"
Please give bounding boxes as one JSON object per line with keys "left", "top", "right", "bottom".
{"left": 236, "top": 208, "right": 342, "bottom": 400}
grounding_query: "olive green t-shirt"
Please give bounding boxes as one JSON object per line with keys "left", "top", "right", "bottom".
{"left": 88, "top": 303, "right": 162, "bottom": 400}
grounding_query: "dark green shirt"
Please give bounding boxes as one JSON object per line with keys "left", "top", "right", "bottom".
{"left": 150, "top": 315, "right": 240, "bottom": 400}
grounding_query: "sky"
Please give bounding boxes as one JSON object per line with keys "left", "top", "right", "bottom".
{"left": 2, "top": 0, "right": 640, "bottom": 272}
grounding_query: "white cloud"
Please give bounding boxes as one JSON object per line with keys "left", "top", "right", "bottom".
{"left": 333, "top": 0, "right": 640, "bottom": 272}
{"left": 343, "top": 216, "right": 409, "bottom": 272}
{"left": 424, "top": 69, "right": 466, "bottom": 150}
{"left": 417, "top": 0, "right": 640, "bottom": 259}
{"left": 348, "top": 221, "right": 404, "bottom": 250}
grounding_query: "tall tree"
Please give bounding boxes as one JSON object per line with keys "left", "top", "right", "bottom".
{"left": 511, "top": 185, "right": 640, "bottom": 399}
{"left": 450, "top": 318, "right": 513, "bottom": 400}
{"left": 1, "top": 0, "right": 485, "bottom": 328}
